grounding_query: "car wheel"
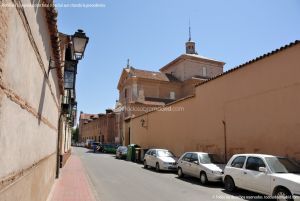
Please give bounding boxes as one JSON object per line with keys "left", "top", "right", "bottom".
{"left": 144, "top": 160, "right": 148, "bottom": 169}
{"left": 200, "top": 172, "right": 208, "bottom": 185}
{"left": 274, "top": 188, "right": 293, "bottom": 201}
{"left": 178, "top": 167, "right": 184, "bottom": 178}
{"left": 224, "top": 176, "right": 236, "bottom": 192}
{"left": 155, "top": 163, "right": 160, "bottom": 172}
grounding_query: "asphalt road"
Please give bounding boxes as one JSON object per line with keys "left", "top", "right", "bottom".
{"left": 74, "top": 147, "right": 264, "bottom": 201}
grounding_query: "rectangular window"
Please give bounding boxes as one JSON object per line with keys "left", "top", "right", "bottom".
{"left": 231, "top": 156, "right": 246, "bottom": 168}
{"left": 124, "top": 89, "right": 127, "bottom": 98}
{"left": 246, "top": 157, "right": 266, "bottom": 171}
{"left": 132, "top": 84, "right": 138, "bottom": 98}
{"left": 202, "top": 67, "right": 207, "bottom": 77}
{"left": 170, "top": 92, "right": 175, "bottom": 100}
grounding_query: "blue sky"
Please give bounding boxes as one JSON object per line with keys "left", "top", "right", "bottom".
{"left": 56, "top": 0, "right": 300, "bottom": 116}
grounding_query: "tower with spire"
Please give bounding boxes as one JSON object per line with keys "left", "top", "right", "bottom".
{"left": 185, "top": 21, "right": 197, "bottom": 54}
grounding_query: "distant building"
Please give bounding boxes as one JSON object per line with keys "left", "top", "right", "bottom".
{"left": 115, "top": 33, "right": 225, "bottom": 145}
{"left": 79, "top": 110, "right": 117, "bottom": 144}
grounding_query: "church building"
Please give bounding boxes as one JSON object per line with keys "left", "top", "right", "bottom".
{"left": 115, "top": 29, "right": 225, "bottom": 145}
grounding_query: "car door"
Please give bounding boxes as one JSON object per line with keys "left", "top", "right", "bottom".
{"left": 145, "top": 150, "right": 153, "bottom": 167}
{"left": 242, "top": 157, "right": 271, "bottom": 194}
{"left": 189, "top": 153, "right": 201, "bottom": 177}
{"left": 179, "top": 153, "right": 192, "bottom": 175}
{"left": 229, "top": 156, "right": 247, "bottom": 187}
{"left": 150, "top": 150, "right": 158, "bottom": 167}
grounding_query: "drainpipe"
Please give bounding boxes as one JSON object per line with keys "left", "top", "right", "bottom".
{"left": 222, "top": 120, "right": 227, "bottom": 163}
{"left": 56, "top": 112, "right": 63, "bottom": 178}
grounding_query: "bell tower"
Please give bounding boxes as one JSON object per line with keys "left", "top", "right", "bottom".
{"left": 185, "top": 22, "right": 197, "bottom": 54}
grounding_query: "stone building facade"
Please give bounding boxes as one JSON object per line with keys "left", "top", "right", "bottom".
{"left": 79, "top": 110, "right": 117, "bottom": 144}
{"left": 130, "top": 41, "right": 300, "bottom": 162}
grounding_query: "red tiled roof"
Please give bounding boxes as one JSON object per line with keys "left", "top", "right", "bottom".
{"left": 126, "top": 67, "right": 180, "bottom": 82}
{"left": 79, "top": 113, "right": 94, "bottom": 120}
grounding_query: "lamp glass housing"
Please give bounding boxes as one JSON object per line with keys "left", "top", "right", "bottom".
{"left": 72, "top": 29, "right": 89, "bottom": 60}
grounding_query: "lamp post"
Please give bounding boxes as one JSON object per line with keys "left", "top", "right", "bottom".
{"left": 72, "top": 29, "right": 89, "bottom": 60}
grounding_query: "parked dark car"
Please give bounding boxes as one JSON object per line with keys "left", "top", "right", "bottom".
{"left": 91, "top": 142, "right": 100, "bottom": 152}
{"left": 97, "top": 144, "right": 119, "bottom": 154}
{"left": 116, "top": 146, "right": 128, "bottom": 159}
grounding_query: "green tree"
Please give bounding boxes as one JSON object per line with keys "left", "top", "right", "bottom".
{"left": 72, "top": 126, "right": 79, "bottom": 142}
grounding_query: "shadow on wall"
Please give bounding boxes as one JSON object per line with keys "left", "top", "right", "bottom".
{"left": 38, "top": 74, "right": 46, "bottom": 125}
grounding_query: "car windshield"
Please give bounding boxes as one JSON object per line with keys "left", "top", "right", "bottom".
{"left": 265, "top": 157, "right": 300, "bottom": 173}
{"left": 199, "top": 154, "right": 223, "bottom": 164}
{"left": 157, "top": 150, "right": 175, "bottom": 157}
{"left": 118, "top": 147, "right": 127, "bottom": 151}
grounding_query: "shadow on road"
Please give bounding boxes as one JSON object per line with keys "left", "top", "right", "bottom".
{"left": 176, "top": 176, "right": 223, "bottom": 189}
{"left": 142, "top": 166, "right": 177, "bottom": 175}
{"left": 85, "top": 150, "right": 116, "bottom": 155}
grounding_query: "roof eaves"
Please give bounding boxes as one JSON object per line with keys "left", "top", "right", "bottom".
{"left": 159, "top": 55, "right": 184, "bottom": 72}
{"left": 195, "top": 40, "right": 300, "bottom": 88}
{"left": 44, "top": 0, "right": 64, "bottom": 94}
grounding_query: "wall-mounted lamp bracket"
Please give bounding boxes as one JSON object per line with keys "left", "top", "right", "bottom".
{"left": 47, "top": 57, "right": 58, "bottom": 75}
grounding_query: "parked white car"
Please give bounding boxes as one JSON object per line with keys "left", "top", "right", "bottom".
{"left": 143, "top": 149, "right": 177, "bottom": 171}
{"left": 223, "top": 154, "right": 300, "bottom": 201}
{"left": 177, "top": 152, "right": 225, "bottom": 185}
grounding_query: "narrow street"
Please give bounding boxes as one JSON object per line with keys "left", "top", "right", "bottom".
{"left": 74, "top": 147, "right": 263, "bottom": 201}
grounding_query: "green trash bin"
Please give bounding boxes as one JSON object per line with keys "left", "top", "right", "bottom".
{"left": 127, "top": 144, "right": 140, "bottom": 161}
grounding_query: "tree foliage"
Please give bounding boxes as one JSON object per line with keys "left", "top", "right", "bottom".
{"left": 72, "top": 126, "right": 79, "bottom": 142}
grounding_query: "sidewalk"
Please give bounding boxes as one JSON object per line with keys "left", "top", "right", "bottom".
{"left": 47, "top": 154, "right": 97, "bottom": 201}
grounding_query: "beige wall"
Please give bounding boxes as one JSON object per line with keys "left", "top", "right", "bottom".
{"left": 0, "top": 154, "right": 56, "bottom": 201}
{"left": 161, "top": 58, "right": 223, "bottom": 81}
{"left": 131, "top": 43, "right": 300, "bottom": 162}
{"left": 0, "top": 2, "right": 60, "bottom": 200}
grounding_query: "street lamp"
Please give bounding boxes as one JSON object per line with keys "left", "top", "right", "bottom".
{"left": 64, "top": 60, "right": 78, "bottom": 90}
{"left": 72, "top": 29, "right": 89, "bottom": 60}
{"left": 56, "top": 29, "right": 88, "bottom": 179}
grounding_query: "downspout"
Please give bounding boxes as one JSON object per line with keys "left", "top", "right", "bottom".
{"left": 222, "top": 120, "right": 227, "bottom": 163}
{"left": 56, "top": 111, "right": 63, "bottom": 178}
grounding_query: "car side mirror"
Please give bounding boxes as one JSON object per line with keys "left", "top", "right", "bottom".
{"left": 153, "top": 154, "right": 157, "bottom": 157}
{"left": 259, "top": 167, "right": 267, "bottom": 173}
{"left": 193, "top": 161, "right": 199, "bottom": 165}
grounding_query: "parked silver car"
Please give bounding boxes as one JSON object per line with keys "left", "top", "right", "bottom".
{"left": 116, "top": 146, "right": 128, "bottom": 159}
{"left": 177, "top": 152, "right": 225, "bottom": 185}
{"left": 143, "top": 149, "right": 177, "bottom": 172}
